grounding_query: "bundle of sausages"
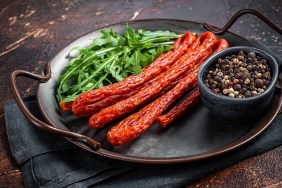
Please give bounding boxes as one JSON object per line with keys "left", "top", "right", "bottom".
{"left": 71, "top": 31, "right": 229, "bottom": 145}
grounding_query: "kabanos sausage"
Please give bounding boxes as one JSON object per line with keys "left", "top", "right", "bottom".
{"left": 106, "top": 52, "right": 211, "bottom": 145}
{"left": 106, "top": 38, "right": 229, "bottom": 145}
{"left": 75, "top": 60, "right": 192, "bottom": 116}
{"left": 71, "top": 32, "right": 196, "bottom": 116}
{"left": 156, "top": 39, "right": 229, "bottom": 127}
{"left": 89, "top": 32, "right": 217, "bottom": 129}
{"left": 156, "top": 88, "right": 201, "bottom": 128}
{"left": 107, "top": 67, "right": 199, "bottom": 145}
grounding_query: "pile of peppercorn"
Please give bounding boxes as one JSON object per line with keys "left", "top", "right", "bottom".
{"left": 204, "top": 51, "right": 272, "bottom": 98}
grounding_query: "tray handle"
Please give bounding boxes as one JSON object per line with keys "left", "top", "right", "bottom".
{"left": 203, "top": 9, "right": 282, "bottom": 35}
{"left": 278, "top": 72, "right": 282, "bottom": 114}
{"left": 10, "top": 62, "right": 101, "bottom": 151}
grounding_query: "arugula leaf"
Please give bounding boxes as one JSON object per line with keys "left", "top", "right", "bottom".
{"left": 132, "top": 50, "right": 142, "bottom": 74}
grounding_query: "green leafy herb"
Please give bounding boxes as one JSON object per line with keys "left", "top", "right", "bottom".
{"left": 57, "top": 26, "right": 181, "bottom": 103}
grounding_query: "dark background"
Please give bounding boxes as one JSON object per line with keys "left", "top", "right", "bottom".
{"left": 0, "top": 0, "right": 281, "bottom": 187}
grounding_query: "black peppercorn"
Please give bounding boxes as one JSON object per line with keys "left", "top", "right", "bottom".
{"left": 255, "top": 79, "right": 264, "bottom": 88}
{"left": 233, "top": 84, "right": 242, "bottom": 91}
{"left": 237, "top": 55, "right": 244, "bottom": 61}
{"left": 247, "top": 52, "right": 256, "bottom": 58}
{"left": 247, "top": 57, "right": 253, "bottom": 63}
{"left": 245, "top": 90, "right": 252, "bottom": 98}
{"left": 214, "top": 76, "right": 221, "bottom": 82}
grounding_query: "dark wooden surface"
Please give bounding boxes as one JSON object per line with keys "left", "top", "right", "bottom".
{"left": 1, "top": 0, "right": 281, "bottom": 187}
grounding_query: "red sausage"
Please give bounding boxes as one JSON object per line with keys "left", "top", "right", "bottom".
{"left": 156, "top": 88, "right": 201, "bottom": 128}
{"left": 106, "top": 38, "right": 229, "bottom": 145}
{"left": 89, "top": 32, "right": 217, "bottom": 129}
{"left": 72, "top": 32, "right": 196, "bottom": 116}
{"left": 156, "top": 39, "right": 229, "bottom": 127}
{"left": 107, "top": 67, "right": 199, "bottom": 145}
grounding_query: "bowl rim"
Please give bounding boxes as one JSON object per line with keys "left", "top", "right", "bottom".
{"left": 198, "top": 46, "right": 279, "bottom": 102}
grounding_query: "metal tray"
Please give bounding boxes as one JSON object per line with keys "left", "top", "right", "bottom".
{"left": 10, "top": 10, "right": 282, "bottom": 164}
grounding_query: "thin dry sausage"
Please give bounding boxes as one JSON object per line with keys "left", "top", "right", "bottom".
{"left": 106, "top": 38, "right": 229, "bottom": 145}
{"left": 89, "top": 32, "right": 217, "bottom": 129}
{"left": 156, "top": 88, "right": 200, "bottom": 128}
{"left": 72, "top": 32, "right": 196, "bottom": 116}
{"left": 156, "top": 39, "right": 229, "bottom": 127}
{"left": 107, "top": 67, "right": 199, "bottom": 145}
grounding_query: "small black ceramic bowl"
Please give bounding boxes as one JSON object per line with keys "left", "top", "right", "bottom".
{"left": 198, "top": 46, "right": 279, "bottom": 123}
